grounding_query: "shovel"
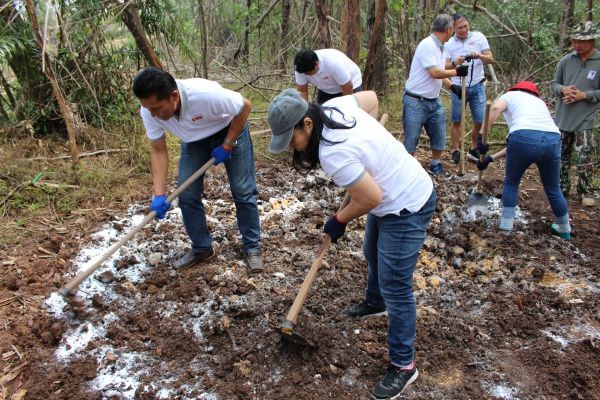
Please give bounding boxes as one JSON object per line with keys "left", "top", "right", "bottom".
{"left": 468, "top": 101, "right": 492, "bottom": 208}
{"left": 279, "top": 192, "right": 351, "bottom": 347}
{"left": 60, "top": 157, "right": 216, "bottom": 317}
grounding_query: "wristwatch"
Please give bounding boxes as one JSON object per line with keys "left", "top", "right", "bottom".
{"left": 223, "top": 138, "right": 237, "bottom": 148}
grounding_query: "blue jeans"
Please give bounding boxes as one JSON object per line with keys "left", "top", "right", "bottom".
{"left": 402, "top": 95, "right": 446, "bottom": 153}
{"left": 450, "top": 81, "right": 485, "bottom": 123}
{"left": 178, "top": 124, "right": 260, "bottom": 254}
{"left": 362, "top": 190, "right": 436, "bottom": 366}
{"left": 504, "top": 130, "right": 568, "bottom": 218}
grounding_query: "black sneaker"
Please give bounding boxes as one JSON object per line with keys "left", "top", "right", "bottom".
{"left": 467, "top": 148, "right": 480, "bottom": 162}
{"left": 428, "top": 163, "right": 445, "bottom": 176}
{"left": 371, "top": 365, "right": 419, "bottom": 400}
{"left": 172, "top": 248, "right": 215, "bottom": 269}
{"left": 342, "top": 301, "right": 387, "bottom": 318}
{"left": 451, "top": 150, "right": 461, "bottom": 164}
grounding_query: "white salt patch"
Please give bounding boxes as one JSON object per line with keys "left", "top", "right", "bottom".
{"left": 90, "top": 351, "right": 149, "bottom": 398}
{"left": 45, "top": 292, "right": 68, "bottom": 315}
{"left": 55, "top": 321, "right": 100, "bottom": 360}
{"left": 542, "top": 329, "right": 570, "bottom": 347}
{"left": 489, "top": 384, "right": 517, "bottom": 399}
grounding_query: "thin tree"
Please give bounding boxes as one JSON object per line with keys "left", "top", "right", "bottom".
{"left": 341, "top": 0, "right": 360, "bottom": 63}
{"left": 278, "top": 0, "right": 291, "bottom": 69}
{"left": 315, "top": 0, "right": 332, "bottom": 48}
{"left": 363, "top": 0, "right": 387, "bottom": 94}
{"left": 559, "top": 0, "right": 574, "bottom": 51}
{"left": 117, "top": 0, "right": 164, "bottom": 69}
{"left": 24, "top": 0, "right": 79, "bottom": 164}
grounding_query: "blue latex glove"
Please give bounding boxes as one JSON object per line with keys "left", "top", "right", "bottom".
{"left": 324, "top": 215, "right": 347, "bottom": 243}
{"left": 477, "top": 155, "right": 494, "bottom": 171}
{"left": 211, "top": 145, "right": 232, "bottom": 165}
{"left": 476, "top": 134, "right": 489, "bottom": 155}
{"left": 151, "top": 194, "right": 171, "bottom": 219}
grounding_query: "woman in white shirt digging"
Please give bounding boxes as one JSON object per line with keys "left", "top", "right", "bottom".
{"left": 267, "top": 89, "right": 435, "bottom": 400}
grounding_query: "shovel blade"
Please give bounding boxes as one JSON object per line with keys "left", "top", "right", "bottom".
{"left": 280, "top": 330, "right": 316, "bottom": 348}
{"left": 468, "top": 191, "right": 489, "bottom": 208}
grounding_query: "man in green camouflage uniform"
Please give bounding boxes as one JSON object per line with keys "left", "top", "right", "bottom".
{"left": 552, "top": 21, "right": 600, "bottom": 207}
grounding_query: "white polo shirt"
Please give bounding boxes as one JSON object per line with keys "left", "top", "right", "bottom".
{"left": 295, "top": 49, "right": 362, "bottom": 94}
{"left": 140, "top": 79, "right": 244, "bottom": 142}
{"left": 319, "top": 95, "right": 433, "bottom": 216}
{"left": 445, "top": 31, "right": 490, "bottom": 86}
{"left": 405, "top": 34, "right": 447, "bottom": 99}
{"left": 499, "top": 91, "right": 560, "bottom": 134}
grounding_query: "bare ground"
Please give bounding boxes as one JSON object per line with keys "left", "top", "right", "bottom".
{"left": 1, "top": 149, "right": 599, "bottom": 400}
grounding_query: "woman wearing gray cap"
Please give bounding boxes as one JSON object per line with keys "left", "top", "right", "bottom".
{"left": 267, "top": 89, "right": 436, "bottom": 399}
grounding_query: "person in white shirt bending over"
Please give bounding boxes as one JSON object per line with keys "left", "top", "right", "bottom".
{"left": 267, "top": 88, "right": 435, "bottom": 399}
{"left": 294, "top": 48, "right": 363, "bottom": 104}
{"left": 475, "top": 81, "right": 572, "bottom": 240}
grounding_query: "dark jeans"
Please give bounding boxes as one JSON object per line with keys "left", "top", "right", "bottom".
{"left": 316, "top": 85, "right": 363, "bottom": 104}
{"left": 177, "top": 124, "right": 260, "bottom": 254}
{"left": 363, "top": 190, "right": 436, "bottom": 366}
{"left": 504, "top": 130, "right": 568, "bottom": 218}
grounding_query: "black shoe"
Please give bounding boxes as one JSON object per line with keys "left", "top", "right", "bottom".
{"left": 467, "top": 148, "right": 480, "bottom": 162}
{"left": 451, "top": 150, "right": 460, "bottom": 164}
{"left": 172, "top": 248, "right": 215, "bottom": 269}
{"left": 343, "top": 301, "right": 387, "bottom": 318}
{"left": 370, "top": 365, "right": 419, "bottom": 400}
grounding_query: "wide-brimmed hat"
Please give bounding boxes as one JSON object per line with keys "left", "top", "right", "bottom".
{"left": 508, "top": 81, "right": 539, "bottom": 97}
{"left": 570, "top": 21, "right": 600, "bottom": 40}
{"left": 267, "top": 89, "right": 308, "bottom": 153}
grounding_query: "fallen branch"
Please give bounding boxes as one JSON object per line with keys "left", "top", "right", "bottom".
{"left": 26, "top": 148, "right": 127, "bottom": 161}
{"left": 0, "top": 295, "right": 23, "bottom": 308}
{"left": 212, "top": 60, "right": 270, "bottom": 102}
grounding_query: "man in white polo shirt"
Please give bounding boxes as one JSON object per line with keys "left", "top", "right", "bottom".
{"left": 445, "top": 13, "right": 494, "bottom": 164}
{"left": 403, "top": 14, "right": 469, "bottom": 176}
{"left": 132, "top": 67, "right": 263, "bottom": 272}
{"left": 294, "top": 48, "right": 363, "bottom": 104}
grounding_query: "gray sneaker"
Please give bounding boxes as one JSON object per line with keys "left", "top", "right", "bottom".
{"left": 172, "top": 248, "right": 215, "bottom": 269}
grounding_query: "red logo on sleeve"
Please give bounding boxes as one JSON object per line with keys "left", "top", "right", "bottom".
{"left": 192, "top": 115, "right": 203, "bottom": 122}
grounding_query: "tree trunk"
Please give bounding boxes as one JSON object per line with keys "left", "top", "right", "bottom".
{"left": 120, "top": 1, "right": 164, "bottom": 69}
{"left": 1, "top": 0, "right": 56, "bottom": 130}
{"left": 24, "top": 0, "right": 79, "bottom": 165}
{"left": 399, "top": 0, "right": 413, "bottom": 78}
{"left": 363, "top": 0, "right": 387, "bottom": 94}
{"left": 559, "top": 0, "right": 574, "bottom": 51}
{"left": 278, "top": 0, "right": 291, "bottom": 69}
{"left": 315, "top": 0, "right": 332, "bottom": 48}
{"left": 341, "top": 0, "right": 360, "bottom": 63}
{"left": 585, "top": 0, "right": 593, "bottom": 21}
{"left": 233, "top": 0, "right": 280, "bottom": 61}
{"left": 197, "top": 0, "right": 209, "bottom": 78}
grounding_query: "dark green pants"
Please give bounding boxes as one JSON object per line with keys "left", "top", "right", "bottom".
{"left": 560, "top": 129, "right": 596, "bottom": 196}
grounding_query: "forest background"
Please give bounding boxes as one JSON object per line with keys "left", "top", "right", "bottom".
{"left": 0, "top": 0, "right": 599, "bottom": 237}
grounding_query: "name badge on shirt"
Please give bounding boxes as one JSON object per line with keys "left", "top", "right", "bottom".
{"left": 588, "top": 70, "right": 597, "bottom": 80}
{"left": 191, "top": 115, "right": 203, "bottom": 123}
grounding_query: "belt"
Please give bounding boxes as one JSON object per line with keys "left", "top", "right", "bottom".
{"left": 405, "top": 91, "right": 436, "bottom": 101}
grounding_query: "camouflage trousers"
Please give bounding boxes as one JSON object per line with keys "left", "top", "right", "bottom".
{"left": 560, "top": 129, "right": 596, "bottom": 196}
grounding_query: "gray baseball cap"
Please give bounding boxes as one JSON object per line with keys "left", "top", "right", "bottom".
{"left": 268, "top": 88, "right": 308, "bottom": 153}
